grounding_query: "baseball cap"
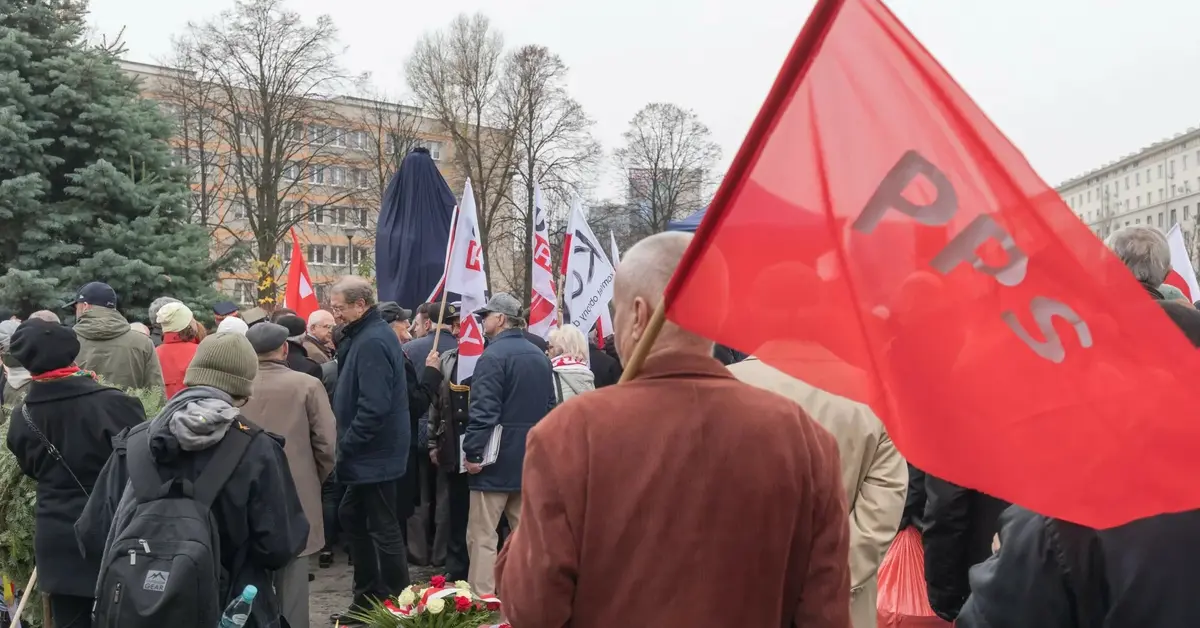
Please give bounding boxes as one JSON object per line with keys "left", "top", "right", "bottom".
{"left": 378, "top": 302, "right": 413, "bottom": 324}
{"left": 212, "top": 301, "right": 239, "bottom": 316}
{"left": 475, "top": 293, "right": 522, "bottom": 318}
{"left": 66, "top": 282, "right": 117, "bottom": 309}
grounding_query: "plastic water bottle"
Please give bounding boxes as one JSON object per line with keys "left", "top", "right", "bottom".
{"left": 218, "top": 585, "right": 257, "bottom": 627}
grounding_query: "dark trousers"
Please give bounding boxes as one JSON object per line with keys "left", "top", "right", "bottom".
{"left": 49, "top": 593, "right": 93, "bottom": 628}
{"left": 406, "top": 453, "right": 434, "bottom": 565}
{"left": 322, "top": 477, "right": 346, "bottom": 551}
{"left": 445, "top": 470, "right": 471, "bottom": 581}
{"left": 340, "top": 479, "right": 410, "bottom": 607}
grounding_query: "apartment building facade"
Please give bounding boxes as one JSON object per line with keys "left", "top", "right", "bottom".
{"left": 1058, "top": 126, "right": 1200, "bottom": 260}
{"left": 120, "top": 60, "right": 464, "bottom": 306}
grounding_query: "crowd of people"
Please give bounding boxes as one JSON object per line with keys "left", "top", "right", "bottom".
{"left": 3, "top": 225, "right": 1199, "bottom": 627}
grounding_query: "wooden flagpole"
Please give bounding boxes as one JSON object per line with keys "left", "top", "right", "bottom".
{"left": 432, "top": 205, "right": 462, "bottom": 350}
{"left": 8, "top": 568, "right": 36, "bottom": 628}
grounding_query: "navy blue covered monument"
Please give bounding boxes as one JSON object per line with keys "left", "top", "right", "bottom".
{"left": 375, "top": 147, "right": 457, "bottom": 308}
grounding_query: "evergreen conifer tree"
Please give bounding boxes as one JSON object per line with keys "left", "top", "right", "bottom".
{"left": 0, "top": 0, "right": 218, "bottom": 321}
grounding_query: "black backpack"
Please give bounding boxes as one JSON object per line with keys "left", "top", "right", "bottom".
{"left": 92, "top": 424, "right": 252, "bottom": 628}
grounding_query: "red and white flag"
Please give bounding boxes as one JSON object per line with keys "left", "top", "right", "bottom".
{"left": 284, "top": 228, "right": 319, "bottom": 321}
{"left": 1164, "top": 224, "right": 1199, "bottom": 302}
{"left": 528, "top": 182, "right": 558, "bottom": 338}
{"left": 445, "top": 179, "right": 488, "bottom": 382}
{"left": 664, "top": 0, "right": 1200, "bottom": 528}
{"left": 563, "top": 198, "right": 615, "bottom": 337}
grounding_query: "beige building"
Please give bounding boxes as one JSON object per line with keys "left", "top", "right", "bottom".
{"left": 1059, "top": 127, "right": 1200, "bottom": 261}
{"left": 120, "top": 60, "right": 467, "bottom": 307}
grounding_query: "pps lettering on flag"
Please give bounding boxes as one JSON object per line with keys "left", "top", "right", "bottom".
{"left": 663, "top": 0, "right": 1200, "bottom": 528}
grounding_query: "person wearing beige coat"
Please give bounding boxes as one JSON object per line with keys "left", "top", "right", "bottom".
{"left": 730, "top": 357, "right": 907, "bottom": 628}
{"left": 240, "top": 322, "right": 337, "bottom": 628}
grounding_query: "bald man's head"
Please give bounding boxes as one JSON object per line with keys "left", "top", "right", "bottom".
{"left": 612, "top": 231, "right": 712, "bottom": 362}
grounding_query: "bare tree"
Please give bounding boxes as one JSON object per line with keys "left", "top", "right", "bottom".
{"left": 352, "top": 89, "right": 426, "bottom": 213}
{"left": 615, "top": 103, "right": 721, "bottom": 237}
{"left": 157, "top": 41, "right": 237, "bottom": 263}
{"left": 178, "top": 0, "right": 355, "bottom": 307}
{"left": 497, "top": 45, "right": 600, "bottom": 307}
{"left": 406, "top": 12, "right": 520, "bottom": 293}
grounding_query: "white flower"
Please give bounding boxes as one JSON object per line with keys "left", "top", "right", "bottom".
{"left": 455, "top": 580, "right": 471, "bottom": 593}
{"left": 398, "top": 588, "right": 416, "bottom": 606}
{"left": 427, "top": 598, "right": 445, "bottom": 614}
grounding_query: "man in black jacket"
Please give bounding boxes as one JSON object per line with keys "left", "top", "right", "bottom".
{"left": 6, "top": 319, "right": 146, "bottom": 627}
{"left": 958, "top": 300, "right": 1200, "bottom": 628}
{"left": 922, "top": 475, "right": 1007, "bottom": 621}
{"left": 75, "top": 331, "right": 309, "bottom": 628}
{"left": 276, "top": 314, "right": 324, "bottom": 381}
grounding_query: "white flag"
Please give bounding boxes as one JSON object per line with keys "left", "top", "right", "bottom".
{"left": 528, "top": 182, "right": 558, "bottom": 339}
{"left": 445, "top": 179, "right": 488, "bottom": 382}
{"left": 609, "top": 231, "right": 621, "bottom": 264}
{"left": 563, "top": 197, "right": 615, "bottom": 336}
{"left": 593, "top": 231, "right": 619, "bottom": 345}
{"left": 1165, "top": 223, "right": 1200, "bottom": 302}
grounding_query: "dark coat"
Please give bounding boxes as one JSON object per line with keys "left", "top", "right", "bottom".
{"left": 588, "top": 345, "right": 622, "bottom": 388}
{"left": 900, "top": 463, "right": 928, "bottom": 531}
{"left": 922, "top": 474, "right": 1008, "bottom": 621}
{"left": 463, "top": 329, "right": 556, "bottom": 492}
{"left": 286, "top": 339, "right": 323, "bottom": 381}
{"left": 5, "top": 375, "right": 144, "bottom": 596}
{"left": 959, "top": 506, "right": 1200, "bottom": 628}
{"left": 333, "top": 307, "right": 411, "bottom": 485}
{"left": 75, "top": 412, "right": 308, "bottom": 628}
{"left": 522, "top": 330, "right": 548, "bottom": 353}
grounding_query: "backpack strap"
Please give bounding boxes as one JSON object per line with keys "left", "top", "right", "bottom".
{"left": 127, "top": 428, "right": 169, "bottom": 501}
{"left": 1048, "top": 518, "right": 1108, "bottom": 627}
{"left": 192, "top": 421, "right": 254, "bottom": 508}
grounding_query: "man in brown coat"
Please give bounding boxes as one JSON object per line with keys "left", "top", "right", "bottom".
{"left": 495, "top": 231, "right": 851, "bottom": 627}
{"left": 730, "top": 357, "right": 907, "bottom": 628}
{"left": 240, "top": 322, "right": 337, "bottom": 628}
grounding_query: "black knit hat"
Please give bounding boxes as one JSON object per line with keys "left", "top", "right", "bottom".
{"left": 9, "top": 319, "right": 81, "bottom": 375}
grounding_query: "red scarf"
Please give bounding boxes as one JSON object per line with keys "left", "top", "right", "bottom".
{"left": 551, "top": 355, "right": 588, "bottom": 369}
{"left": 31, "top": 365, "right": 81, "bottom": 381}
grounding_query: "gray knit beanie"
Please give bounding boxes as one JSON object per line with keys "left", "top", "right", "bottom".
{"left": 184, "top": 332, "right": 258, "bottom": 398}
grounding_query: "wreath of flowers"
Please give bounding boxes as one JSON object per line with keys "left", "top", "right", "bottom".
{"left": 345, "top": 575, "right": 509, "bottom": 628}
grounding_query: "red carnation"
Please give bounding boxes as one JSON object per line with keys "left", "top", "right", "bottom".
{"left": 430, "top": 575, "right": 447, "bottom": 588}
{"left": 486, "top": 600, "right": 501, "bottom": 611}
{"left": 454, "top": 596, "right": 472, "bottom": 612}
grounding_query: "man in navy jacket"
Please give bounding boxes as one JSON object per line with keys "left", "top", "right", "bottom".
{"left": 329, "top": 276, "right": 411, "bottom": 618}
{"left": 462, "top": 292, "right": 557, "bottom": 595}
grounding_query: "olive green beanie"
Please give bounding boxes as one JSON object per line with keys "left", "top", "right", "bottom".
{"left": 184, "top": 332, "right": 258, "bottom": 398}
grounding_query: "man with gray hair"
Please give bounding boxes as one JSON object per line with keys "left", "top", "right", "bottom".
{"left": 28, "top": 310, "right": 61, "bottom": 324}
{"left": 1106, "top": 226, "right": 1171, "bottom": 299}
{"left": 327, "top": 275, "right": 413, "bottom": 620}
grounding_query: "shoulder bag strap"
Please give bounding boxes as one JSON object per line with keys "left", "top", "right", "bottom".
{"left": 553, "top": 371, "right": 565, "bottom": 403}
{"left": 192, "top": 423, "right": 253, "bottom": 509}
{"left": 21, "top": 405, "right": 89, "bottom": 497}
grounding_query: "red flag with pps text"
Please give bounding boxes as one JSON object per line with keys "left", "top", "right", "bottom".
{"left": 664, "top": 0, "right": 1200, "bottom": 528}
{"left": 284, "top": 229, "right": 320, "bottom": 321}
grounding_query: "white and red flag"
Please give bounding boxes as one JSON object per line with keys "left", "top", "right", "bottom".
{"left": 445, "top": 179, "right": 488, "bottom": 382}
{"left": 426, "top": 204, "right": 461, "bottom": 304}
{"left": 284, "top": 228, "right": 319, "bottom": 321}
{"left": 562, "top": 197, "right": 615, "bottom": 336}
{"left": 1164, "top": 224, "right": 1199, "bottom": 301}
{"left": 527, "top": 182, "right": 558, "bottom": 338}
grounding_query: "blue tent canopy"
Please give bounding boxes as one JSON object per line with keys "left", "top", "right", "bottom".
{"left": 666, "top": 206, "right": 708, "bottom": 232}
{"left": 375, "top": 148, "right": 457, "bottom": 309}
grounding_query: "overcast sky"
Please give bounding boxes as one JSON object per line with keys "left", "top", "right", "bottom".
{"left": 88, "top": 0, "right": 1200, "bottom": 200}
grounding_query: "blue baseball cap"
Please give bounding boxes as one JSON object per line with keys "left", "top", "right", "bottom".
{"left": 66, "top": 282, "right": 117, "bottom": 309}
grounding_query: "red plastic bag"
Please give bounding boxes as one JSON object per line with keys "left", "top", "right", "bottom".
{"left": 877, "top": 527, "right": 952, "bottom": 628}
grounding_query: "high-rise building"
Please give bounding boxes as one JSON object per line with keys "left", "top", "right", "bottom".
{"left": 1058, "top": 127, "right": 1200, "bottom": 256}
{"left": 120, "top": 60, "right": 465, "bottom": 307}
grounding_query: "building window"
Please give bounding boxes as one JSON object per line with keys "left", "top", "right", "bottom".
{"left": 1159, "top": 212, "right": 1164, "bottom": 227}
{"left": 1087, "top": 190, "right": 1092, "bottom": 201}
{"left": 1160, "top": 189, "right": 1165, "bottom": 201}
{"left": 1136, "top": 218, "right": 1141, "bottom": 224}
{"left": 1136, "top": 172, "right": 1141, "bottom": 185}
{"left": 306, "top": 245, "right": 325, "bottom": 265}
{"left": 332, "top": 128, "right": 347, "bottom": 148}
{"left": 329, "top": 166, "right": 346, "bottom": 187}
{"left": 1171, "top": 209, "right": 1178, "bottom": 225}
{"left": 331, "top": 245, "right": 348, "bottom": 266}
{"left": 310, "top": 166, "right": 325, "bottom": 185}
{"left": 281, "top": 242, "right": 292, "bottom": 262}
{"left": 419, "top": 140, "right": 444, "bottom": 161}
{"left": 353, "top": 246, "right": 366, "bottom": 265}
{"left": 234, "top": 281, "right": 256, "bottom": 305}
{"left": 1125, "top": 176, "right": 1130, "bottom": 189}
{"left": 1185, "top": 155, "right": 1190, "bottom": 170}
{"left": 283, "top": 161, "right": 300, "bottom": 181}
{"left": 1159, "top": 164, "right": 1164, "bottom": 178}
{"left": 288, "top": 123, "right": 304, "bottom": 141}
{"left": 1138, "top": 196, "right": 1142, "bottom": 208}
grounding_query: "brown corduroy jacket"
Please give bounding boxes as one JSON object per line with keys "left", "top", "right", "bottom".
{"left": 496, "top": 350, "right": 851, "bottom": 628}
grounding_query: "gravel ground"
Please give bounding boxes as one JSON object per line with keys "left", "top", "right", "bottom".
{"left": 308, "top": 550, "right": 441, "bottom": 627}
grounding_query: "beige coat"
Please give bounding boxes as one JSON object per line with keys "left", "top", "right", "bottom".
{"left": 239, "top": 360, "right": 337, "bottom": 556}
{"left": 729, "top": 357, "right": 907, "bottom": 628}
